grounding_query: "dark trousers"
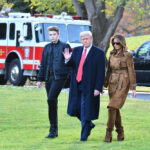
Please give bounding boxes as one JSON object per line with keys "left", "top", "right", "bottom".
{"left": 45, "top": 75, "right": 65, "bottom": 132}
{"left": 78, "top": 83, "right": 95, "bottom": 141}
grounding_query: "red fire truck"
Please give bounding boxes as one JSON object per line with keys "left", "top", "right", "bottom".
{"left": 0, "top": 12, "right": 90, "bottom": 86}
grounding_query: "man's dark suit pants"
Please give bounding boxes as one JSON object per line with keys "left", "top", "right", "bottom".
{"left": 45, "top": 75, "right": 65, "bottom": 133}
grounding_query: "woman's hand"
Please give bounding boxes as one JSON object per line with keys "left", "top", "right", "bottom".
{"left": 37, "top": 81, "right": 41, "bottom": 88}
{"left": 132, "top": 90, "right": 136, "bottom": 98}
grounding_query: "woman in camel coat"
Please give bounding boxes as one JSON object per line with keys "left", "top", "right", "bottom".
{"left": 104, "top": 34, "right": 136, "bottom": 142}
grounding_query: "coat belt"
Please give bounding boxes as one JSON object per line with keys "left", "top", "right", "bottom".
{"left": 112, "top": 69, "right": 127, "bottom": 74}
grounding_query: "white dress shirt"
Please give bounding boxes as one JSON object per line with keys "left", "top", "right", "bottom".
{"left": 83, "top": 44, "right": 92, "bottom": 58}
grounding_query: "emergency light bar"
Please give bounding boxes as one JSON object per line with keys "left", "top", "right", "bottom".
{"left": 34, "top": 12, "right": 87, "bottom": 20}
{"left": 72, "top": 16, "right": 87, "bottom": 20}
{"left": 34, "top": 14, "right": 54, "bottom": 18}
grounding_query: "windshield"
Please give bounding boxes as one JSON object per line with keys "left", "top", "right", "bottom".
{"left": 68, "top": 24, "right": 90, "bottom": 43}
{"left": 35, "top": 23, "right": 67, "bottom": 42}
{"left": 35, "top": 23, "right": 90, "bottom": 43}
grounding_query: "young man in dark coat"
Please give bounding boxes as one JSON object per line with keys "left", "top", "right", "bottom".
{"left": 37, "top": 26, "right": 71, "bottom": 138}
{"left": 63, "top": 31, "right": 105, "bottom": 141}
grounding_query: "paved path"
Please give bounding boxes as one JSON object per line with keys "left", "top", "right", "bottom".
{"left": 103, "top": 90, "right": 150, "bottom": 101}
{"left": 63, "top": 89, "right": 150, "bottom": 101}
{"left": 128, "top": 93, "right": 150, "bottom": 100}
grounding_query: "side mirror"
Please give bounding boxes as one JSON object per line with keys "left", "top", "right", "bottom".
{"left": 16, "top": 31, "right": 20, "bottom": 48}
{"left": 35, "top": 26, "right": 42, "bottom": 43}
{"left": 19, "top": 36, "right": 24, "bottom": 43}
{"left": 131, "top": 50, "right": 136, "bottom": 56}
{"left": 35, "top": 26, "right": 41, "bottom": 31}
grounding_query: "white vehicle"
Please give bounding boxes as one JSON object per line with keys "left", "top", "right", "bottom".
{"left": 0, "top": 12, "right": 90, "bottom": 86}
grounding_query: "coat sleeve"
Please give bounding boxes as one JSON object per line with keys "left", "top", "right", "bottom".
{"left": 37, "top": 46, "right": 46, "bottom": 81}
{"left": 104, "top": 55, "right": 112, "bottom": 88}
{"left": 95, "top": 50, "right": 105, "bottom": 92}
{"left": 66, "top": 43, "right": 72, "bottom": 53}
{"left": 126, "top": 52, "right": 136, "bottom": 90}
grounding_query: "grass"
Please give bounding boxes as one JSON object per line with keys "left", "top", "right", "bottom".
{"left": 126, "top": 34, "right": 150, "bottom": 51}
{"left": 136, "top": 86, "right": 150, "bottom": 92}
{"left": 0, "top": 85, "right": 150, "bottom": 150}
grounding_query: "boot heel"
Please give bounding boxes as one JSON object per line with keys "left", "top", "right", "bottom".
{"left": 117, "top": 132, "right": 124, "bottom": 141}
{"left": 104, "top": 137, "right": 112, "bottom": 142}
{"left": 117, "top": 136, "right": 124, "bottom": 141}
{"left": 104, "top": 131, "right": 112, "bottom": 142}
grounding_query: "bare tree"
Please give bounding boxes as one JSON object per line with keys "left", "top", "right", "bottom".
{"left": 72, "top": 0, "right": 83, "bottom": 17}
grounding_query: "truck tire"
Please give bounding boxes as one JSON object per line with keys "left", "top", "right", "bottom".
{"left": 8, "top": 59, "right": 27, "bottom": 86}
{"left": 0, "top": 75, "right": 7, "bottom": 85}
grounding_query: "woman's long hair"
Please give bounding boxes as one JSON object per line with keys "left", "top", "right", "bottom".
{"left": 110, "top": 34, "right": 128, "bottom": 54}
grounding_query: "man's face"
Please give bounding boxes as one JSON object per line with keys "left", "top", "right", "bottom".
{"left": 48, "top": 31, "right": 60, "bottom": 43}
{"left": 81, "top": 34, "right": 93, "bottom": 48}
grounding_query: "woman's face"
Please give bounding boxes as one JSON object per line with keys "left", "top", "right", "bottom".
{"left": 113, "top": 38, "right": 122, "bottom": 50}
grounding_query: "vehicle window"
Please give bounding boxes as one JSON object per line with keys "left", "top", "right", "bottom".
{"left": 23, "top": 23, "right": 32, "bottom": 40}
{"left": 138, "top": 43, "right": 150, "bottom": 57}
{"left": 35, "top": 24, "right": 44, "bottom": 42}
{"left": 68, "top": 25, "right": 90, "bottom": 43}
{"left": 0, "top": 23, "right": 7, "bottom": 39}
{"left": 44, "top": 23, "right": 67, "bottom": 42}
{"left": 9, "top": 23, "right": 15, "bottom": 40}
{"left": 147, "top": 43, "right": 150, "bottom": 56}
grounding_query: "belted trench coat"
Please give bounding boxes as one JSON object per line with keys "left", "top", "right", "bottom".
{"left": 104, "top": 50, "right": 136, "bottom": 109}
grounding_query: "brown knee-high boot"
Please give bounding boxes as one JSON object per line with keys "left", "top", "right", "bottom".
{"left": 104, "top": 107, "right": 116, "bottom": 142}
{"left": 115, "top": 109, "right": 124, "bottom": 141}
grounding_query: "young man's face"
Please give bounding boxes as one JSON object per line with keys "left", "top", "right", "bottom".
{"left": 48, "top": 30, "right": 60, "bottom": 43}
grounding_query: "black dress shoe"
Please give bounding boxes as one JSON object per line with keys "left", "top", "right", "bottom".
{"left": 76, "top": 140, "right": 85, "bottom": 142}
{"left": 88, "top": 124, "right": 95, "bottom": 136}
{"left": 45, "top": 132, "right": 58, "bottom": 138}
{"left": 79, "top": 139, "right": 87, "bottom": 142}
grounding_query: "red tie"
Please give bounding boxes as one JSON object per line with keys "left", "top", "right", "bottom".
{"left": 76, "top": 49, "right": 87, "bottom": 82}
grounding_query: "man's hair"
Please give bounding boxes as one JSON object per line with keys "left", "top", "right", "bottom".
{"left": 80, "top": 31, "right": 93, "bottom": 38}
{"left": 47, "top": 26, "right": 60, "bottom": 34}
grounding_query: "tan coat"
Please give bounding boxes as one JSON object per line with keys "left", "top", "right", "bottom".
{"left": 104, "top": 50, "right": 136, "bottom": 109}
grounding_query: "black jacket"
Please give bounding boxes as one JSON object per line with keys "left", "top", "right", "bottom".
{"left": 37, "top": 40, "right": 71, "bottom": 81}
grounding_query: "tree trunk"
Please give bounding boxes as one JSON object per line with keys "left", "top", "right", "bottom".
{"left": 72, "top": 0, "right": 83, "bottom": 17}
{"left": 73, "top": 0, "right": 127, "bottom": 55}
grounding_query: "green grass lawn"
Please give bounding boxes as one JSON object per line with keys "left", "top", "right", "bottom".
{"left": 0, "top": 85, "right": 150, "bottom": 150}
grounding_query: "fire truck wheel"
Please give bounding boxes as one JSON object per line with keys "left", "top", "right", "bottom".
{"left": 8, "top": 59, "right": 27, "bottom": 86}
{"left": 0, "top": 75, "right": 7, "bottom": 85}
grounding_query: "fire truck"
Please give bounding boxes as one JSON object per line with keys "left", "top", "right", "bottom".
{"left": 0, "top": 12, "right": 90, "bottom": 86}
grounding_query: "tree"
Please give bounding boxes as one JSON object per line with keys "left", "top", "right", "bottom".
{"left": 0, "top": 0, "right": 35, "bottom": 15}
{"left": 72, "top": 0, "right": 150, "bottom": 53}
{"left": 25, "top": 0, "right": 150, "bottom": 54}
{"left": 0, "top": 0, "right": 13, "bottom": 15}
{"left": 24, "top": 0, "right": 76, "bottom": 15}
{"left": 9, "top": 0, "right": 32, "bottom": 13}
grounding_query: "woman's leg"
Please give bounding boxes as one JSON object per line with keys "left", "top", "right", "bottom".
{"left": 104, "top": 107, "right": 116, "bottom": 142}
{"left": 115, "top": 109, "right": 124, "bottom": 141}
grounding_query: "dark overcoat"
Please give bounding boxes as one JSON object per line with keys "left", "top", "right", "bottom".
{"left": 67, "top": 45, "right": 105, "bottom": 120}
